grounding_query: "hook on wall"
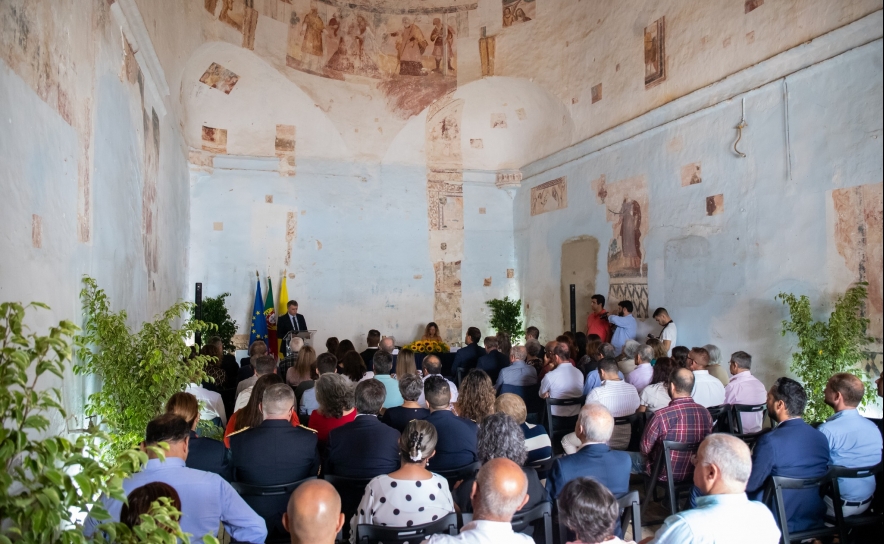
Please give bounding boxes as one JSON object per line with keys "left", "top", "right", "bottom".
{"left": 733, "top": 97, "right": 748, "bottom": 158}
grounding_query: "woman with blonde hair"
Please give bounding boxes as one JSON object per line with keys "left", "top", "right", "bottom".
{"left": 287, "top": 344, "right": 316, "bottom": 387}
{"left": 165, "top": 392, "right": 231, "bottom": 479}
{"left": 454, "top": 369, "right": 495, "bottom": 422}
{"left": 393, "top": 348, "right": 419, "bottom": 379}
{"left": 421, "top": 322, "right": 443, "bottom": 342}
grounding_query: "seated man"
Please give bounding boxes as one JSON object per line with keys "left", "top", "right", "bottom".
{"left": 495, "top": 344, "right": 538, "bottom": 391}
{"left": 283, "top": 479, "right": 345, "bottom": 544}
{"left": 83, "top": 414, "right": 266, "bottom": 543}
{"left": 237, "top": 340, "right": 267, "bottom": 383}
{"left": 424, "top": 375, "right": 479, "bottom": 471}
{"left": 583, "top": 347, "right": 623, "bottom": 396}
{"left": 819, "top": 373, "right": 882, "bottom": 517}
{"left": 230, "top": 384, "right": 320, "bottom": 536}
{"left": 360, "top": 329, "right": 381, "bottom": 371}
{"left": 540, "top": 342, "right": 585, "bottom": 419}
{"left": 558, "top": 478, "right": 633, "bottom": 544}
{"left": 650, "top": 434, "right": 780, "bottom": 543}
{"left": 300, "top": 353, "right": 338, "bottom": 416}
{"left": 424, "top": 458, "right": 533, "bottom": 544}
{"left": 626, "top": 345, "right": 654, "bottom": 393}
{"left": 235, "top": 355, "right": 278, "bottom": 412}
{"left": 687, "top": 347, "right": 725, "bottom": 408}
{"left": 546, "top": 403, "right": 631, "bottom": 500}
{"left": 724, "top": 351, "right": 767, "bottom": 433}
{"left": 418, "top": 354, "right": 458, "bottom": 408}
{"left": 450, "top": 326, "right": 485, "bottom": 381}
{"left": 372, "top": 350, "right": 404, "bottom": 409}
{"left": 745, "top": 377, "right": 829, "bottom": 534}
{"left": 477, "top": 336, "right": 509, "bottom": 384}
{"left": 328, "top": 379, "right": 401, "bottom": 478}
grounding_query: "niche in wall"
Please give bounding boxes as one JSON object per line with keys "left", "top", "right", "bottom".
{"left": 561, "top": 236, "right": 600, "bottom": 332}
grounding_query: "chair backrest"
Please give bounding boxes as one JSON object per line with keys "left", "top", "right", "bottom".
{"left": 613, "top": 412, "right": 645, "bottom": 451}
{"left": 617, "top": 490, "right": 641, "bottom": 538}
{"left": 434, "top": 461, "right": 481, "bottom": 489}
{"left": 706, "top": 404, "right": 732, "bottom": 432}
{"left": 230, "top": 476, "right": 317, "bottom": 497}
{"left": 544, "top": 396, "right": 586, "bottom": 440}
{"left": 660, "top": 440, "right": 700, "bottom": 484}
{"left": 763, "top": 472, "right": 837, "bottom": 543}
{"left": 356, "top": 511, "right": 458, "bottom": 544}
{"left": 729, "top": 403, "right": 767, "bottom": 434}
{"left": 510, "top": 500, "right": 551, "bottom": 533}
{"left": 526, "top": 456, "right": 557, "bottom": 474}
{"left": 499, "top": 384, "right": 543, "bottom": 414}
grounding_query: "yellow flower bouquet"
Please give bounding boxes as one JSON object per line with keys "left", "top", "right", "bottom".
{"left": 403, "top": 339, "right": 450, "bottom": 354}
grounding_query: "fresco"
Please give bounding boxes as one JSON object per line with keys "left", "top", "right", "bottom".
{"left": 706, "top": 194, "right": 723, "bottom": 216}
{"left": 644, "top": 17, "right": 665, "bottom": 88}
{"left": 681, "top": 162, "right": 702, "bottom": 186}
{"left": 530, "top": 177, "right": 568, "bottom": 216}
{"left": 199, "top": 62, "right": 240, "bottom": 94}
{"left": 143, "top": 108, "right": 160, "bottom": 291}
{"left": 502, "top": 0, "right": 535, "bottom": 27}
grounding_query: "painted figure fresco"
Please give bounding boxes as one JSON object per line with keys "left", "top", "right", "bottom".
{"left": 301, "top": 6, "right": 325, "bottom": 72}
{"left": 391, "top": 17, "right": 429, "bottom": 76}
{"left": 644, "top": 17, "right": 666, "bottom": 87}
{"left": 503, "top": 0, "right": 535, "bottom": 27}
{"left": 530, "top": 177, "right": 568, "bottom": 216}
{"left": 431, "top": 17, "right": 456, "bottom": 73}
{"left": 611, "top": 198, "right": 643, "bottom": 271}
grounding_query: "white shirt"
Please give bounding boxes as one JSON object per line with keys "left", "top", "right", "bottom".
{"left": 423, "top": 520, "right": 534, "bottom": 544}
{"left": 540, "top": 362, "right": 585, "bottom": 417}
{"left": 185, "top": 383, "right": 227, "bottom": 426}
{"left": 586, "top": 379, "right": 640, "bottom": 450}
{"left": 691, "top": 370, "right": 726, "bottom": 408}
{"left": 640, "top": 382, "right": 672, "bottom": 412}
{"left": 418, "top": 374, "right": 459, "bottom": 408}
{"left": 626, "top": 363, "right": 653, "bottom": 393}
{"left": 660, "top": 321, "right": 677, "bottom": 357}
{"left": 234, "top": 387, "right": 252, "bottom": 412}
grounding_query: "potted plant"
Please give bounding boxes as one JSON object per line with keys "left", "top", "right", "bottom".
{"left": 486, "top": 296, "right": 525, "bottom": 343}
{"left": 198, "top": 293, "right": 237, "bottom": 352}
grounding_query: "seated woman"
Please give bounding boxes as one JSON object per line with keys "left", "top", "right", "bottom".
{"left": 341, "top": 350, "right": 373, "bottom": 383}
{"left": 393, "top": 348, "right": 419, "bottom": 379}
{"left": 381, "top": 374, "right": 430, "bottom": 432}
{"left": 454, "top": 369, "right": 495, "bottom": 423}
{"left": 421, "top": 322, "right": 443, "bottom": 342}
{"left": 350, "top": 420, "right": 453, "bottom": 542}
{"left": 166, "top": 392, "right": 231, "bottom": 480}
{"left": 451, "top": 413, "right": 547, "bottom": 515}
{"left": 286, "top": 343, "right": 315, "bottom": 387}
{"left": 637, "top": 356, "right": 674, "bottom": 413}
{"left": 646, "top": 338, "right": 667, "bottom": 365}
{"left": 308, "top": 373, "right": 357, "bottom": 447}
{"left": 120, "top": 482, "right": 182, "bottom": 531}
{"left": 494, "top": 393, "right": 551, "bottom": 464}
{"left": 224, "top": 374, "right": 296, "bottom": 447}
{"left": 558, "top": 478, "right": 629, "bottom": 544}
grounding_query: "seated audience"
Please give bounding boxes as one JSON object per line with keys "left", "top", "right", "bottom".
{"left": 495, "top": 394, "right": 551, "bottom": 464}
{"left": 418, "top": 354, "right": 459, "bottom": 408}
{"left": 616, "top": 340, "right": 641, "bottom": 376}
{"left": 341, "top": 350, "right": 373, "bottom": 383}
{"left": 451, "top": 326, "right": 485, "bottom": 380}
{"left": 477, "top": 336, "right": 509, "bottom": 383}
{"left": 382, "top": 373, "right": 431, "bottom": 432}
{"left": 300, "top": 353, "right": 338, "bottom": 416}
{"left": 525, "top": 339, "right": 545, "bottom": 375}
{"left": 185, "top": 377, "right": 227, "bottom": 427}
{"left": 395, "top": 348, "right": 420, "bottom": 379}
{"left": 166, "top": 392, "right": 231, "bottom": 480}
{"left": 564, "top": 359, "right": 639, "bottom": 452}
{"left": 360, "top": 329, "right": 381, "bottom": 371}
{"left": 286, "top": 339, "right": 313, "bottom": 387}
{"left": 702, "top": 344, "right": 729, "bottom": 387}
{"left": 350, "top": 420, "right": 454, "bottom": 542}
{"left": 453, "top": 413, "right": 547, "bottom": 514}
{"left": 279, "top": 336, "right": 305, "bottom": 383}
{"left": 819, "top": 373, "right": 882, "bottom": 517}
{"left": 425, "top": 376, "right": 479, "bottom": 471}
{"left": 723, "top": 351, "right": 767, "bottom": 433}
{"left": 496, "top": 332, "right": 513, "bottom": 359}
{"left": 573, "top": 331, "right": 587, "bottom": 363}
{"left": 283, "top": 480, "right": 345, "bottom": 544}
{"left": 686, "top": 347, "right": 725, "bottom": 408}
{"left": 646, "top": 337, "right": 667, "bottom": 363}
{"left": 583, "top": 348, "right": 624, "bottom": 397}
{"left": 120, "top": 482, "right": 182, "bottom": 531}
{"left": 495, "top": 345, "right": 538, "bottom": 391}
{"left": 328, "top": 379, "right": 401, "bottom": 478}
{"left": 626, "top": 344, "right": 654, "bottom": 393}
{"left": 745, "top": 377, "right": 829, "bottom": 534}
{"left": 422, "top": 321, "right": 444, "bottom": 342}
{"left": 608, "top": 300, "right": 637, "bottom": 357}
{"left": 84, "top": 414, "right": 266, "bottom": 543}
{"left": 230, "top": 384, "right": 320, "bottom": 536}
{"left": 225, "top": 374, "right": 292, "bottom": 448}
{"left": 650, "top": 434, "right": 780, "bottom": 544}
{"left": 423, "top": 458, "right": 532, "bottom": 544}
{"left": 629, "top": 368, "right": 713, "bottom": 483}
{"left": 638, "top": 357, "right": 674, "bottom": 413}
{"left": 547, "top": 403, "right": 631, "bottom": 500}
{"left": 540, "top": 342, "right": 585, "bottom": 420}
{"left": 372, "top": 350, "right": 404, "bottom": 409}
{"left": 455, "top": 369, "right": 496, "bottom": 423}
{"left": 308, "top": 373, "right": 357, "bottom": 447}
{"left": 201, "top": 344, "right": 229, "bottom": 392}
{"left": 379, "top": 336, "right": 396, "bottom": 355}
{"left": 670, "top": 346, "right": 689, "bottom": 369}
{"left": 209, "top": 336, "right": 240, "bottom": 389}
{"left": 578, "top": 335, "right": 602, "bottom": 375}
{"left": 336, "top": 339, "right": 357, "bottom": 363}
{"left": 235, "top": 355, "right": 278, "bottom": 412}
{"left": 236, "top": 340, "right": 266, "bottom": 383}
{"left": 559, "top": 478, "right": 634, "bottom": 544}
{"left": 326, "top": 337, "right": 340, "bottom": 355}
{"left": 538, "top": 340, "right": 558, "bottom": 380}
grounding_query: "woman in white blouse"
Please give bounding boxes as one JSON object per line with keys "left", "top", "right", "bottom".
{"left": 637, "top": 356, "right": 674, "bottom": 413}
{"left": 350, "top": 419, "right": 454, "bottom": 542}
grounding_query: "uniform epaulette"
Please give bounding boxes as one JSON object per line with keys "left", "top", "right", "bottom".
{"left": 299, "top": 424, "right": 318, "bottom": 433}
{"left": 226, "top": 426, "right": 250, "bottom": 437}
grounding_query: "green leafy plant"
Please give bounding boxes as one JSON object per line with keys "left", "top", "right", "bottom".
{"left": 198, "top": 293, "right": 237, "bottom": 352}
{"left": 486, "top": 296, "right": 525, "bottom": 343}
{"left": 777, "top": 283, "right": 876, "bottom": 423}
{"left": 75, "top": 277, "right": 212, "bottom": 456}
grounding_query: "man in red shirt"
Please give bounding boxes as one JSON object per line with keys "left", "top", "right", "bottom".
{"left": 585, "top": 294, "right": 611, "bottom": 342}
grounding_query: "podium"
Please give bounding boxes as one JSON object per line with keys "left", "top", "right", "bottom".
{"left": 283, "top": 330, "right": 317, "bottom": 352}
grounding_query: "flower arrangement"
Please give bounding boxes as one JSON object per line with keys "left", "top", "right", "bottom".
{"left": 404, "top": 339, "right": 450, "bottom": 354}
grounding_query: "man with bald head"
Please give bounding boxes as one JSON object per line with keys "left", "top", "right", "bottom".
{"left": 423, "top": 458, "right": 533, "bottom": 544}
{"left": 283, "top": 480, "right": 344, "bottom": 544}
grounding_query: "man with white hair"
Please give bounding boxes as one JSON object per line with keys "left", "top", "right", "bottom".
{"left": 649, "top": 434, "right": 780, "bottom": 543}
{"left": 626, "top": 344, "right": 654, "bottom": 393}
{"left": 616, "top": 339, "right": 641, "bottom": 376}
{"left": 495, "top": 345, "right": 537, "bottom": 391}
{"left": 702, "top": 344, "right": 729, "bottom": 387}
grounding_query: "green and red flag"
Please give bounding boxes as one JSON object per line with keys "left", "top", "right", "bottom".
{"left": 264, "top": 276, "right": 278, "bottom": 358}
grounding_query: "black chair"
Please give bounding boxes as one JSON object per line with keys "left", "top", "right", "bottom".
{"left": 544, "top": 396, "right": 585, "bottom": 453}
{"left": 706, "top": 404, "right": 731, "bottom": 433}
{"left": 510, "top": 500, "right": 553, "bottom": 543}
{"left": 763, "top": 473, "right": 839, "bottom": 544}
{"left": 356, "top": 511, "right": 458, "bottom": 544}
{"left": 640, "top": 440, "right": 699, "bottom": 524}
{"left": 434, "top": 461, "right": 481, "bottom": 490}
{"left": 323, "top": 474, "right": 373, "bottom": 541}
{"left": 729, "top": 403, "right": 768, "bottom": 434}
{"left": 613, "top": 412, "right": 645, "bottom": 452}
{"left": 499, "top": 383, "right": 543, "bottom": 423}
{"left": 557, "top": 491, "right": 641, "bottom": 544}
{"left": 824, "top": 462, "right": 883, "bottom": 543}
{"left": 230, "top": 476, "right": 316, "bottom": 543}
{"left": 527, "top": 455, "right": 557, "bottom": 480}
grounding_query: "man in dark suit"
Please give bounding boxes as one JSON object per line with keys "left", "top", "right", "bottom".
{"left": 424, "top": 376, "right": 478, "bottom": 471}
{"left": 187, "top": 429, "right": 232, "bottom": 481}
{"left": 229, "top": 383, "right": 319, "bottom": 537}
{"left": 237, "top": 340, "right": 267, "bottom": 383}
{"left": 450, "top": 326, "right": 484, "bottom": 383}
{"left": 360, "top": 329, "right": 381, "bottom": 372}
{"left": 277, "top": 300, "right": 308, "bottom": 357}
{"left": 327, "top": 379, "right": 401, "bottom": 478}
{"left": 476, "top": 336, "right": 509, "bottom": 384}
{"left": 745, "top": 377, "right": 830, "bottom": 534}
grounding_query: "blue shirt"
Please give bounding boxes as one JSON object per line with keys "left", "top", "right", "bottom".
{"left": 651, "top": 493, "right": 780, "bottom": 544}
{"left": 583, "top": 369, "right": 624, "bottom": 397}
{"left": 495, "top": 360, "right": 538, "bottom": 389}
{"left": 83, "top": 457, "right": 267, "bottom": 543}
{"left": 608, "top": 314, "right": 637, "bottom": 354}
{"left": 375, "top": 374, "right": 405, "bottom": 409}
{"left": 818, "top": 408, "right": 882, "bottom": 502}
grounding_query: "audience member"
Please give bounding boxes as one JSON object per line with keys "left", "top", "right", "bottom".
{"left": 702, "top": 344, "right": 729, "bottom": 387}
{"left": 687, "top": 347, "right": 725, "bottom": 408}
{"left": 495, "top": 345, "right": 538, "bottom": 391}
{"left": 209, "top": 336, "right": 240, "bottom": 388}
{"left": 456, "top": 369, "right": 496, "bottom": 423}
{"left": 638, "top": 357, "right": 674, "bottom": 413}
{"left": 563, "top": 360, "right": 639, "bottom": 452}
{"left": 120, "top": 482, "right": 182, "bottom": 530}
{"left": 379, "top": 336, "right": 396, "bottom": 355}
{"left": 477, "top": 336, "right": 509, "bottom": 383}
{"left": 451, "top": 326, "right": 485, "bottom": 380}
{"left": 540, "top": 342, "right": 585, "bottom": 418}
{"left": 723, "top": 351, "right": 767, "bottom": 432}
{"left": 283, "top": 480, "right": 344, "bottom": 544}
{"left": 201, "top": 344, "right": 229, "bottom": 392}
{"left": 341, "top": 350, "right": 373, "bottom": 383}
{"left": 649, "top": 434, "right": 780, "bottom": 544}
{"left": 608, "top": 300, "right": 637, "bottom": 356}
{"left": 335, "top": 339, "right": 356, "bottom": 363}
{"left": 328, "top": 379, "right": 401, "bottom": 478}
{"left": 582, "top": 349, "right": 625, "bottom": 397}
{"left": 418, "top": 354, "right": 459, "bottom": 408}
{"left": 372, "top": 350, "right": 404, "bottom": 409}
{"left": 495, "top": 394, "right": 551, "bottom": 464}
{"left": 422, "top": 322, "right": 444, "bottom": 342}
{"left": 84, "top": 414, "right": 266, "bottom": 543}
{"left": 308, "top": 373, "right": 357, "bottom": 446}
{"left": 558, "top": 478, "right": 634, "bottom": 544}
{"left": 497, "top": 332, "right": 513, "bottom": 359}
{"left": 651, "top": 308, "right": 677, "bottom": 357}
{"left": 279, "top": 336, "right": 305, "bottom": 382}
{"left": 326, "top": 336, "right": 340, "bottom": 355}
{"left": 538, "top": 340, "right": 558, "bottom": 380}
{"left": 300, "top": 353, "right": 340, "bottom": 416}
{"left": 425, "top": 376, "right": 479, "bottom": 471}
{"left": 395, "top": 348, "right": 420, "bottom": 379}
{"left": 235, "top": 355, "right": 278, "bottom": 412}
{"left": 382, "top": 373, "right": 431, "bottom": 432}
{"left": 573, "top": 332, "right": 587, "bottom": 362}
{"left": 230, "top": 384, "right": 320, "bottom": 536}
{"left": 745, "top": 378, "right": 829, "bottom": 534}
{"left": 578, "top": 335, "right": 602, "bottom": 375}
{"left": 819, "top": 373, "right": 882, "bottom": 517}
{"left": 671, "top": 346, "right": 689, "bottom": 369}
{"left": 646, "top": 338, "right": 667, "bottom": 363}
{"left": 238, "top": 341, "right": 267, "bottom": 377}
{"left": 525, "top": 339, "right": 544, "bottom": 375}
{"left": 226, "top": 374, "right": 290, "bottom": 447}
{"left": 351, "top": 420, "right": 454, "bottom": 542}
{"left": 285, "top": 338, "right": 312, "bottom": 387}
{"left": 556, "top": 334, "right": 578, "bottom": 365}
{"left": 617, "top": 339, "right": 641, "bottom": 375}
{"left": 627, "top": 344, "right": 654, "bottom": 393}
{"left": 186, "top": 376, "right": 227, "bottom": 427}
{"left": 423, "top": 458, "right": 532, "bottom": 544}
{"left": 165, "top": 392, "right": 231, "bottom": 480}
{"left": 360, "top": 329, "right": 381, "bottom": 371}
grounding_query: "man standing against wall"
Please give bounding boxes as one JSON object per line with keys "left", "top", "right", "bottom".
{"left": 607, "top": 300, "right": 637, "bottom": 356}
{"left": 586, "top": 294, "right": 611, "bottom": 342}
{"left": 652, "top": 307, "right": 676, "bottom": 357}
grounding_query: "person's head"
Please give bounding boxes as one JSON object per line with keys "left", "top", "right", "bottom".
{"left": 703, "top": 344, "right": 722, "bottom": 366}
{"left": 470, "top": 458, "right": 529, "bottom": 522}
{"left": 558, "top": 478, "right": 620, "bottom": 544}
{"left": 294, "top": 345, "right": 317, "bottom": 380}
{"left": 669, "top": 367, "right": 695, "bottom": 399}
{"left": 556, "top": 334, "right": 576, "bottom": 358}
{"left": 283, "top": 479, "right": 344, "bottom": 544}
{"left": 255, "top": 355, "right": 277, "bottom": 377}
{"left": 525, "top": 326, "right": 540, "bottom": 340}
{"left": 590, "top": 294, "right": 606, "bottom": 314}
{"left": 652, "top": 307, "right": 670, "bottom": 326}
{"left": 396, "top": 348, "right": 418, "bottom": 378}
{"left": 575, "top": 402, "right": 614, "bottom": 445}
{"left": 433, "top": 16, "right": 441, "bottom": 27}
{"left": 636, "top": 344, "right": 654, "bottom": 365}
{"left": 586, "top": 336, "right": 602, "bottom": 359}
{"left": 143, "top": 414, "right": 190, "bottom": 460}
{"left": 545, "top": 341, "right": 558, "bottom": 363}
{"left": 261, "top": 383, "right": 296, "bottom": 420}
{"left": 598, "top": 342, "right": 616, "bottom": 359}
{"left": 200, "top": 343, "right": 221, "bottom": 365}
{"left": 366, "top": 329, "right": 381, "bottom": 348}
{"left": 494, "top": 394, "right": 527, "bottom": 425}
{"left": 728, "top": 351, "right": 752, "bottom": 375}
{"left": 372, "top": 350, "right": 393, "bottom": 375}
{"left": 457, "top": 369, "right": 496, "bottom": 422}
{"left": 402, "top": 16, "right": 413, "bottom": 26}
{"left": 553, "top": 342, "right": 571, "bottom": 364}
{"left": 466, "top": 326, "right": 482, "bottom": 345}
{"left": 316, "top": 352, "right": 338, "bottom": 376}
{"left": 618, "top": 300, "right": 633, "bottom": 316}
{"left": 510, "top": 345, "right": 527, "bottom": 363}
{"left": 400, "top": 419, "right": 438, "bottom": 464}
{"left": 767, "top": 377, "right": 807, "bottom": 422}
{"left": 824, "top": 373, "right": 864, "bottom": 412}
{"left": 574, "top": 332, "right": 587, "bottom": 356}
{"left": 354, "top": 378, "right": 386, "bottom": 415}
{"left": 379, "top": 336, "right": 395, "bottom": 353}
{"left": 687, "top": 347, "right": 710, "bottom": 370}
{"left": 340, "top": 351, "right": 367, "bottom": 382}
{"left": 650, "top": 357, "right": 675, "bottom": 386}
{"left": 398, "top": 373, "right": 424, "bottom": 403}
{"left": 477, "top": 413, "right": 527, "bottom": 465}
{"left": 249, "top": 340, "right": 268, "bottom": 358}
{"left": 165, "top": 392, "right": 199, "bottom": 431}
{"left": 120, "top": 482, "right": 182, "bottom": 530}
{"left": 325, "top": 337, "right": 339, "bottom": 355}
{"left": 236, "top": 373, "right": 284, "bottom": 431}
{"left": 424, "top": 375, "right": 452, "bottom": 410}
{"left": 622, "top": 339, "right": 641, "bottom": 360}
{"left": 693, "top": 434, "right": 752, "bottom": 496}
{"left": 289, "top": 336, "right": 305, "bottom": 357}
{"left": 597, "top": 359, "right": 621, "bottom": 382}
{"left": 335, "top": 339, "right": 355, "bottom": 361}
{"left": 287, "top": 300, "right": 298, "bottom": 317}
{"left": 646, "top": 337, "right": 666, "bottom": 360}
{"left": 209, "top": 336, "right": 224, "bottom": 353}
{"left": 315, "top": 373, "right": 355, "bottom": 419}
{"left": 423, "top": 354, "right": 442, "bottom": 375}
{"left": 425, "top": 322, "right": 439, "bottom": 338}
{"left": 483, "top": 336, "right": 499, "bottom": 353}
{"left": 671, "top": 345, "right": 690, "bottom": 368}
{"left": 496, "top": 333, "right": 512, "bottom": 358}
{"left": 525, "top": 339, "right": 542, "bottom": 360}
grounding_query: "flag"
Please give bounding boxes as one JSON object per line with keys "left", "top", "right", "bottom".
{"left": 264, "top": 276, "right": 278, "bottom": 358}
{"left": 277, "top": 275, "right": 289, "bottom": 355}
{"left": 249, "top": 277, "right": 267, "bottom": 347}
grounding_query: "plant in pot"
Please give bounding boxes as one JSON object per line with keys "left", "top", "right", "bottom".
{"left": 198, "top": 293, "right": 237, "bottom": 353}
{"left": 486, "top": 296, "right": 525, "bottom": 343}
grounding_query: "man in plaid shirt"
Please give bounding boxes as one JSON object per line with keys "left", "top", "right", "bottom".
{"left": 628, "top": 367, "right": 713, "bottom": 481}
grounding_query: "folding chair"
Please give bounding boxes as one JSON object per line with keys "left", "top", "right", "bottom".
{"left": 706, "top": 405, "right": 731, "bottom": 433}
{"left": 499, "top": 383, "right": 543, "bottom": 424}
{"left": 230, "top": 476, "right": 316, "bottom": 543}
{"left": 545, "top": 396, "right": 585, "bottom": 454}
{"left": 763, "top": 473, "right": 839, "bottom": 544}
{"left": 433, "top": 461, "right": 481, "bottom": 490}
{"left": 356, "top": 512, "right": 459, "bottom": 544}
{"left": 824, "top": 462, "right": 883, "bottom": 544}
{"left": 613, "top": 412, "right": 645, "bottom": 452}
{"left": 729, "top": 403, "right": 768, "bottom": 435}
{"left": 510, "top": 501, "right": 552, "bottom": 544}
{"left": 323, "top": 474, "right": 373, "bottom": 541}
{"left": 640, "top": 440, "right": 699, "bottom": 524}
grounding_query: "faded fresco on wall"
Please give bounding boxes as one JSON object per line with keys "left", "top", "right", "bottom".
{"left": 681, "top": 162, "right": 702, "bottom": 186}
{"left": 199, "top": 62, "right": 240, "bottom": 94}
{"left": 502, "top": 0, "right": 535, "bottom": 27}
{"left": 143, "top": 108, "right": 160, "bottom": 291}
{"left": 530, "top": 177, "right": 567, "bottom": 216}
{"left": 644, "top": 17, "right": 665, "bottom": 88}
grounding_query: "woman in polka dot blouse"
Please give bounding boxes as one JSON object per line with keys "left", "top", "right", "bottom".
{"left": 350, "top": 419, "right": 454, "bottom": 542}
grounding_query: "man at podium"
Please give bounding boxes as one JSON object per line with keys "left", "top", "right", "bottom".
{"left": 277, "top": 300, "right": 308, "bottom": 356}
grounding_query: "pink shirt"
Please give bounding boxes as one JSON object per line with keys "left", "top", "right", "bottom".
{"left": 724, "top": 371, "right": 767, "bottom": 433}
